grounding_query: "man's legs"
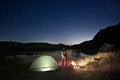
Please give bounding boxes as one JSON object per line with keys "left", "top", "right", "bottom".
{"left": 62, "top": 58, "right": 64, "bottom": 66}
{"left": 65, "top": 57, "right": 68, "bottom": 66}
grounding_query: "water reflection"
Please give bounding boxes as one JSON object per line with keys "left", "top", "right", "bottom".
{"left": 6, "top": 50, "right": 81, "bottom": 63}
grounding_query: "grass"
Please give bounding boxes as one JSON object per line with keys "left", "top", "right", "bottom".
{"left": 0, "top": 51, "right": 120, "bottom": 80}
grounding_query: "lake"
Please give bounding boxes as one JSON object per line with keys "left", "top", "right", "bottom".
{"left": 7, "top": 50, "right": 79, "bottom": 63}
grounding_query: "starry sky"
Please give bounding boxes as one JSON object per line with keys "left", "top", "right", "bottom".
{"left": 0, "top": 0, "right": 120, "bottom": 45}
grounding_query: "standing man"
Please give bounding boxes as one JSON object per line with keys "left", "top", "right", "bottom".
{"left": 61, "top": 50, "right": 65, "bottom": 66}
{"left": 63, "top": 48, "right": 68, "bottom": 66}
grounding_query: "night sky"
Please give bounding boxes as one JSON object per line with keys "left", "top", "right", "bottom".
{"left": 0, "top": 0, "right": 120, "bottom": 45}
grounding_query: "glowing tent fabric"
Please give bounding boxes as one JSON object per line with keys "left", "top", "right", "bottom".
{"left": 29, "top": 55, "right": 58, "bottom": 72}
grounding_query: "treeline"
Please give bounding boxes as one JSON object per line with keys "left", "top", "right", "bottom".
{"left": 0, "top": 41, "right": 70, "bottom": 55}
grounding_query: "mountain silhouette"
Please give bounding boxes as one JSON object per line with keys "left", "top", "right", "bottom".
{"left": 93, "top": 23, "right": 120, "bottom": 47}
{"left": 72, "top": 22, "right": 120, "bottom": 54}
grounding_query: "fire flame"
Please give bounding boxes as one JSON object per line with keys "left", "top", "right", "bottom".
{"left": 71, "top": 61, "right": 76, "bottom": 65}
{"left": 79, "top": 60, "right": 88, "bottom": 66}
{"left": 71, "top": 59, "right": 89, "bottom": 70}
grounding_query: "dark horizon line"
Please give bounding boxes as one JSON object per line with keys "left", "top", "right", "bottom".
{"left": 0, "top": 40, "right": 82, "bottom": 45}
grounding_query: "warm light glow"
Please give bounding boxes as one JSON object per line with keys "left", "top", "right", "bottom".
{"left": 71, "top": 61, "right": 76, "bottom": 65}
{"left": 79, "top": 60, "right": 88, "bottom": 66}
{"left": 71, "top": 59, "right": 90, "bottom": 70}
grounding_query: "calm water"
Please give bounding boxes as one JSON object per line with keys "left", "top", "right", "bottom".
{"left": 14, "top": 50, "right": 78, "bottom": 63}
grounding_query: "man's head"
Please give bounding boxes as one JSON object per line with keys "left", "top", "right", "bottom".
{"left": 63, "top": 48, "right": 65, "bottom": 50}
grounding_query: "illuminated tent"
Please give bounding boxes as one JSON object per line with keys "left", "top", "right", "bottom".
{"left": 29, "top": 55, "right": 58, "bottom": 72}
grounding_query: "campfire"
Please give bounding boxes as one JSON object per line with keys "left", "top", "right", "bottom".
{"left": 71, "top": 59, "right": 88, "bottom": 70}
{"left": 70, "top": 56, "right": 97, "bottom": 70}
